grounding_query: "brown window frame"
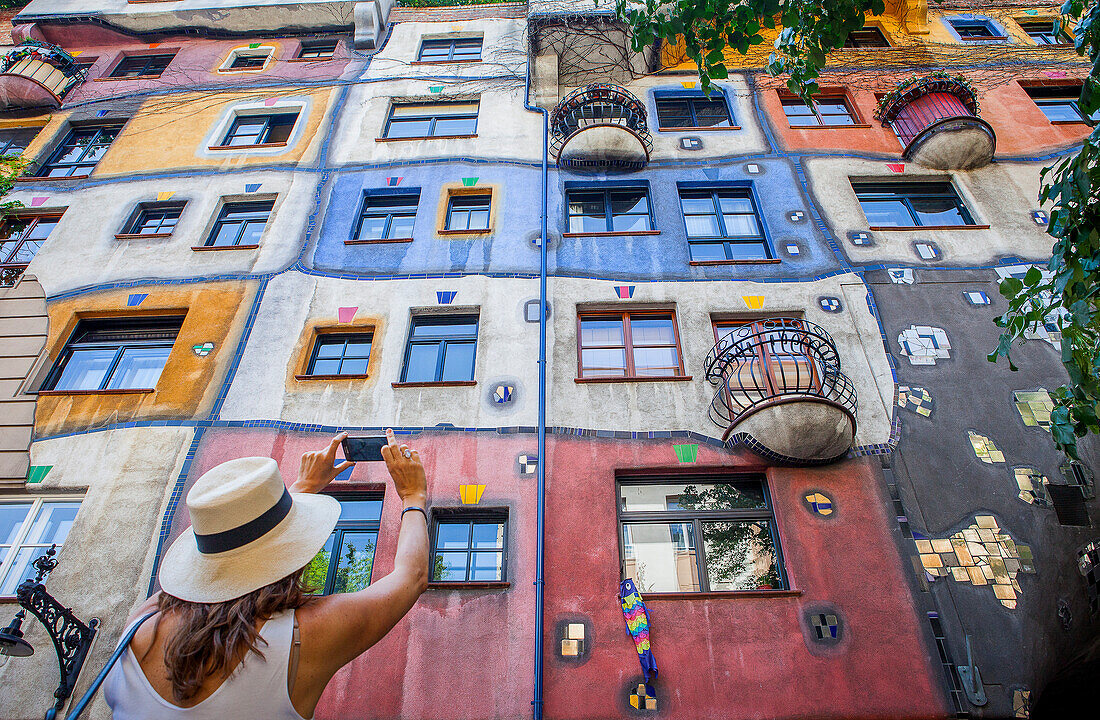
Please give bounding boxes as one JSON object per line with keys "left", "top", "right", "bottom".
{"left": 712, "top": 318, "right": 821, "bottom": 395}
{"left": 576, "top": 309, "right": 686, "bottom": 381}
{"left": 779, "top": 92, "right": 862, "bottom": 127}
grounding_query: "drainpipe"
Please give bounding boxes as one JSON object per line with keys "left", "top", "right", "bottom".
{"left": 522, "top": 30, "right": 549, "bottom": 720}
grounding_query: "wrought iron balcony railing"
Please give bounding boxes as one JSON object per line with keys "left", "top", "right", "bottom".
{"left": 704, "top": 318, "right": 857, "bottom": 452}
{"left": 549, "top": 82, "right": 652, "bottom": 172}
{"left": 0, "top": 40, "right": 85, "bottom": 109}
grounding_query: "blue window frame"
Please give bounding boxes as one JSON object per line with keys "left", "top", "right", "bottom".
{"left": 431, "top": 509, "right": 507, "bottom": 582}
{"left": 384, "top": 101, "right": 479, "bottom": 139}
{"left": 44, "top": 316, "right": 183, "bottom": 392}
{"left": 354, "top": 192, "right": 419, "bottom": 241}
{"left": 400, "top": 315, "right": 478, "bottom": 383}
{"left": 307, "top": 333, "right": 373, "bottom": 376}
{"left": 654, "top": 92, "right": 732, "bottom": 129}
{"left": 678, "top": 186, "right": 771, "bottom": 262}
{"left": 305, "top": 495, "right": 382, "bottom": 595}
{"left": 204, "top": 200, "right": 274, "bottom": 247}
{"left": 945, "top": 16, "right": 1006, "bottom": 41}
{"left": 418, "top": 37, "right": 482, "bottom": 62}
{"left": 852, "top": 181, "right": 976, "bottom": 227}
{"left": 220, "top": 113, "right": 298, "bottom": 147}
{"left": 36, "top": 124, "right": 123, "bottom": 178}
{"left": 566, "top": 187, "right": 653, "bottom": 233}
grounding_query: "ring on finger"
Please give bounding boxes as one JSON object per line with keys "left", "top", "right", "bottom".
{"left": 402, "top": 447, "right": 412, "bottom": 459}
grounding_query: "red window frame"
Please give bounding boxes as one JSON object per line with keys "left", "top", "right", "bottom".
{"left": 577, "top": 310, "right": 686, "bottom": 380}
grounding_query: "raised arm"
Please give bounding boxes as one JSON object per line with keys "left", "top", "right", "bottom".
{"left": 293, "top": 429, "right": 429, "bottom": 710}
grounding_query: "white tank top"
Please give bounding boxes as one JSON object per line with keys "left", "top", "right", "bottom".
{"left": 104, "top": 609, "right": 308, "bottom": 720}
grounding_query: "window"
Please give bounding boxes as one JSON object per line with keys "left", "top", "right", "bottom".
{"left": 203, "top": 200, "right": 274, "bottom": 247}
{"left": 1026, "top": 85, "right": 1096, "bottom": 123}
{"left": 843, "top": 27, "right": 890, "bottom": 47}
{"left": 618, "top": 477, "right": 786, "bottom": 593}
{"left": 431, "top": 510, "right": 506, "bottom": 582}
{"left": 578, "top": 311, "right": 684, "bottom": 379}
{"left": 1019, "top": 20, "right": 1064, "bottom": 45}
{"left": 44, "top": 316, "right": 183, "bottom": 392}
{"left": 354, "top": 192, "right": 419, "bottom": 241}
{"left": 654, "top": 94, "right": 732, "bottom": 129}
{"left": 228, "top": 53, "right": 269, "bottom": 70}
{"left": 109, "top": 53, "right": 175, "bottom": 78}
{"left": 713, "top": 319, "right": 818, "bottom": 395}
{"left": 36, "top": 124, "right": 122, "bottom": 178}
{"left": 1, "top": 499, "right": 81, "bottom": 595}
{"left": 120, "top": 201, "right": 184, "bottom": 237}
{"left": 445, "top": 194, "right": 491, "bottom": 231}
{"left": 418, "top": 37, "right": 482, "bottom": 62}
{"left": 306, "top": 333, "right": 373, "bottom": 376}
{"left": 0, "top": 127, "right": 40, "bottom": 157}
{"left": 781, "top": 95, "right": 857, "bottom": 126}
{"left": 852, "top": 181, "right": 976, "bottom": 227}
{"left": 678, "top": 187, "right": 770, "bottom": 261}
{"left": 400, "top": 315, "right": 478, "bottom": 383}
{"left": 383, "top": 102, "right": 479, "bottom": 139}
{"left": 305, "top": 496, "right": 381, "bottom": 595}
{"left": 0, "top": 214, "right": 59, "bottom": 283}
{"left": 948, "top": 18, "right": 1003, "bottom": 40}
{"left": 218, "top": 113, "right": 298, "bottom": 147}
{"left": 297, "top": 39, "right": 338, "bottom": 59}
{"left": 566, "top": 187, "right": 652, "bottom": 233}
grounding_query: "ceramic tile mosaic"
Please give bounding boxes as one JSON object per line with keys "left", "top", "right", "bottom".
{"left": 810, "top": 613, "right": 840, "bottom": 639}
{"left": 680, "top": 136, "right": 703, "bottom": 150}
{"left": 387, "top": 177, "right": 403, "bottom": 186}
{"left": 785, "top": 243, "right": 800, "bottom": 256}
{"left": 742, "top": 295, "right": 764, "bottom": 310}
{"left": 1014, "top": 468, "right": 1051, "bottom": 506}
{"left": 915, "top": 242, "right": 940, "bottom": 260}
{"left": 804, "top": 492, "right": 834, "bottom": 516}
{"left": 701, "top": 168, "right": 718, "bottom": 180}
{"left": 629, "top": 684, "right": 657, "bottom": 711}
{"left": 1076, "top": 539, "right": 1100, "bottom": 613}
{"left": 127, "top": 293, "right": 148, "bottom": 306}
{"left": 916, "top": 516, "right": 1034, "bottom": 608}
{"left": 615, "top": 285, "right": 635, "bottom": 299}
{"left": 1031, "top": 210, "right": 1049, "bottom": 225}
{"left": 897, "top": 385, "right": 933, "bottom": 417}
{"left": 245, "top": 183, "right": 262, "bottom": 193}
{"left": 26, "top": 465, "right": 52, "bottom": 484}
{"left": 788, "top": 211, "right": 805, "bottom": 222}
{"left": 673, "top": 443, "right": 698, "bottom": 463}
{"left": 492, "top": 384, "right": 514, "bottom": 404}
{"left": 968, "top": 431, "right": 1005, "bottom": 463}
{"left": 337, "top": 306, "right": 357, "bottom": 323}
{"left": 849, "top": 231, "right": 872, "bottom": 246}
{"left": 436, "top": 290, "right": 457, "bottom": 304}
{"left": 30, "top": 196, "right": 48, "bottom": 207}
{"left": 888, "top": 268, "right": 914, "bottom": 284}
{"left": 964, "top": 291, "right": 990, "bottom": 305}
{"left": 887, "top": 162, "right": 905, "bottom": 172}
{"left": 898, "top": 326, "right": 951, "bottom": 365}
{"left": 1014, "top": 390, "right": 1054, "bottom": 430}
{"left": 459, "top": 484, "right": 485, "bottom": 505}
{"left": 157, "top": 191, "right": 176, "bottom": 202}
{"left": 745, "top": 163, "right": 761, "bottom": 174}
{"left": 517, "top": 454, "right": 538, "bottom": 476}
{"left": 818, "top": 296, "right": 842, "bottom": 313}
{"left": 461, "top": 177, "right": 478, "bottom": 187}
{"left": 192, "top": 342, "right": 215, "bottom": 357}
{"left": 1013, "top": 689, "right": 1030, "bottom": 718}
{"left": 561, "top": 623, "right": 585, "bottom": 656}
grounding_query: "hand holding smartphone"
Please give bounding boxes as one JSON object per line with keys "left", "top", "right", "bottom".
{"left": 341, "top": 434, "right": 388, "bottom": 462}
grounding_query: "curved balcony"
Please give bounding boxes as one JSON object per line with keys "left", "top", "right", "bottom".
{"left": 704, "top": 318, "right": 857, "bottom": 465}
{"left": 875, "top": 73, "right": 995, "bottom": 170}
{"left": 0, "top": 40, "right": 84, "bottom": 110}
{"left": 550, "top": 83, "right": 651, "bottom": 173}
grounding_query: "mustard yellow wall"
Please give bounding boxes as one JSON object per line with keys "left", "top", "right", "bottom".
{"left": 35, "top": 281, "right": 257, "bottom": 436}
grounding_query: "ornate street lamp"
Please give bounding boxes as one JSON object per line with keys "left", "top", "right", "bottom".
{"left": 0, "top": 545, "right": 99, "bottom": 720}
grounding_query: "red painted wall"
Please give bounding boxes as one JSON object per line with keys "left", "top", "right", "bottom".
{"left": 541, "top": 437, "right": 949, "bottom": 719}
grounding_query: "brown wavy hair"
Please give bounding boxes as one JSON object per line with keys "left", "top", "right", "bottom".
{"left": 152, "top": 571, "right": 312, "bottom": 703}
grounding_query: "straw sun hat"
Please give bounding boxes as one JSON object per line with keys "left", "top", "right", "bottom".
{"left": 158, "top": 457, "right": 341, "bottom": 603}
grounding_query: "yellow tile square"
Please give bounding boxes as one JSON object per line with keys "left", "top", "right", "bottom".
{"left": 645, "top": 697, "right": 657, "bottom": 710}
{"left": 967, "top": 566, "right": 987, "bottom": 585}
{"left": 976, "top": 515, "right": 998, "bottom": 529}
{"left": 921, "top": 553, "right": 943, "bottom": 568}
{"left": 567, "top": 623, "right": 585, "bottom": 641}
{"left": 931, "top": 539, "right": 952, "bottom": 553}
{"left": 981, "top": 564, "right": 995, "bottom": 580}
{"left": 561, "top": 639, "right": 579, "bottom": 657}
{"left": 951, "top": 567, "right": 970, "bottom": 582}
{"left": 915, "top": 540, "right": 934, "bottom": 553}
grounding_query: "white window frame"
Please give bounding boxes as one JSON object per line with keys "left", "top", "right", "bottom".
{"left": 0, "top": 496, "right": 82, "bottom": 596}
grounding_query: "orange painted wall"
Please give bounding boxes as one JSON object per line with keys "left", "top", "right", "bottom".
{"left": 34, "top": 281, "right": 257, "bottom": 436}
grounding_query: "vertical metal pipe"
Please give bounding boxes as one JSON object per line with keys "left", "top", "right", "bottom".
{"left": 522, "top": 32, "right": 549, "bottom": 720}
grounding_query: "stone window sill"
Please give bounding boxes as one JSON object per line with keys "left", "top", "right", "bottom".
{"left": 867, "top": 225, "right": 989, "bottom": 231}
{"left": 438, "top": 227, "right": 492, "bottom": 236}
{"left": 208, "top": 142, "right": 287, "bottom": 151}
{"left": 575, "top": 375, "right": 692, "bottom": 384}
{"left": 344, "top": 237, "right": 414, "bottom": 245}
{"left": 392, "top": 381, "right": 477, "bottom": 388}
{"left": 115, "top": 232, "right": 173, "bottom": 240}
{"left": 376, "top": 135, "right": 478, "bottom": 142}
{"left": 191, "top": 244, "right": 260, "bottom": 251}
{"left": 294, "top": 374, "right": 370, "bottom": 381}
{"left": 562, "top": 230, "right": 660, "bottom": 237}
{"left": 411, "top": 59, "right": 482, "bottom": 66}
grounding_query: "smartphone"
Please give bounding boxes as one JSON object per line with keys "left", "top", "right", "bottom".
{"left": 341, "top": 435, "right": 387, "bottom": 462}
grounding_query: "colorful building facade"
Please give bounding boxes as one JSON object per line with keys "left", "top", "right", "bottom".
{"left": 0, "top": 0, "right": 1096, "bottom": 718}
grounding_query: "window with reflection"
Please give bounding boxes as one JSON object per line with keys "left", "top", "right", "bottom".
{"left": 678, "top": 187, "right": 771, "bottom": 261}
{"left": 566, "top": 187, "right": 652, "bottom": 233}
{"left": 654, "top": 93, "right": 732, "bottom": 128}
{"left": 297, "top": 39, "right": 338, "bottom": 59}
{"left": 121, "top": 201, "right": 185, "bottom": 236}
{"left": 109, "top": 53, "right": 175, "bottom": 78}
{"left": 618, "top": 477, "right": 785, "bottom": 593}
{"left": 1019, "top": 20, "right": 1064, "bottom": 45}
{"left": 36, "top": 124, "right": 123, "bottom": 178}
{"left": 400, "top": 315, "right": 478, "bottom": 383}
{"left": 781, "top": 95, "right": 857, "bottom": 126}
{"left": 44, "top": 316, "right": 183, "bottom": 392}
{"left": 0, "top": 499, "right": 81, "bottom": 595}
{"left": 383, "top": 101, "right": 479, "bottom": 139}
{"left": 431, "top": 510, "right": 507, "bottom": 582}
{"left": 418, "top": 37, "right": 482, "bottom": 62}
{"left": 948, "top": 18, "right": 1003, "bottom": 40}
{"left": 1025, "top": 85, "right": 1097, "bottom": 123}
{"left": 1, "top": 214, "right": 60, "bottom": 286}
{"left": 306, "top": 332, "right": 372, "bottom": 377}
{"left": 713, "top": 319, "right": 818, "bottom": 395}
{"left": 0, "top": 126, "right": 40, "bottom": 157}
{"left": 445, "top": 194, "right": 491, "bottom": 231}
{"left": 219, "top": 113, "right": 298, "bottom": 147}
{"left": 851, "top": 181, "right": 976, "bottom": 227}
{"left": 305, "top": 495, "right": 381, "bottom": 595}
{"left": 204, "top": 199, "right": 274, "bottom": 247}
{"left": 354, "top": 192, "right": 419, "bottom": 241}
{"left": 578, "top": 311, "right": 684, "bottom": 379}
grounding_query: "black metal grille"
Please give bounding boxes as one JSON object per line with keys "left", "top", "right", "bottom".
{"left": 703, "top": 318, "right": 857, "bottom": 432}
{"left": 549, "top": 83, "right": 652, "bottom": 166}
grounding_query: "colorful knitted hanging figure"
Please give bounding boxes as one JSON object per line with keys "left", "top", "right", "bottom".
{"left": 619, "top": 578, "right": 658, "bottom": 705}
